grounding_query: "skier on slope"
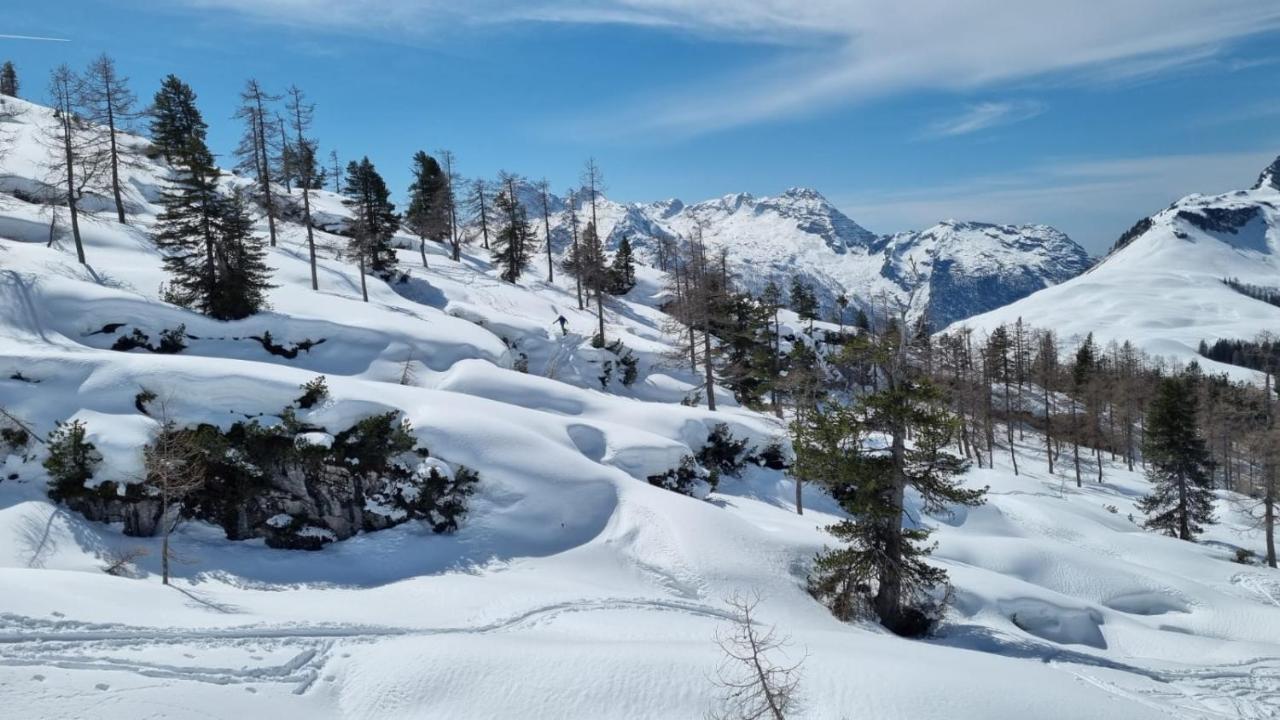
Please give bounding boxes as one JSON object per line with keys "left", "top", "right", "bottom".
{"left": 554, "top": 315, "right": 568, "bottom": 336}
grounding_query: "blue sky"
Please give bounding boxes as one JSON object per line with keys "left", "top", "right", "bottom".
{"left": 4, "top": 0, "right": 1280, "bottom": 253}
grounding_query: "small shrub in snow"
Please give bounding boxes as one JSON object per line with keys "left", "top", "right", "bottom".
{"left": 698, "top": 423, "right": 750, "bottom": 478}
{"left": 109, "top": 325, "right": 187, "bottom": 354}
{"left": 1235, "top": 548, "right": 1257, "bottom": 565}
{"left": 295, "top": 375, "right": 330, "bottom": 409}
{"left": 647, "top": 456, "right": 708, "bottom": 496}
{"left": 751, "top": 440, "right": 790, "bottom": 470}
{"left": 604, "top": 339, "right": 639, "bottom": 387}
{"left": 134, "top": 388, "right": 157, "bottom": 415}
{"left": 1, "top": 425, "right": 30, "bottom": 453}
{"left": 598, "top": 360, "right": 614, "bottom": 389}
{"left": 44, "top": 420, "right": 103, "bottom": 501}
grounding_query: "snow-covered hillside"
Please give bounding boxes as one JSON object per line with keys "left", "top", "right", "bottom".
{"left": 958, "top": 156, "right": 1280, "bottom": 376}
{"left": 3, "top": 96, "right": 1280, "bottom": 719}
{"left": 516, "top": 184, "right": 1090, "bottom": 329}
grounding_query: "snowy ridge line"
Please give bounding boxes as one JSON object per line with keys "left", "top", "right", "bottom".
{"left": 0, "top": 597, "right": 735, "bottom": 645}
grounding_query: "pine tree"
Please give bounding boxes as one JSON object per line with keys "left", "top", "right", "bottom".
{"left": 803, "top": 325, "right": 985, "bottom": 635}
{"left": 608, "top": 235, "right": 637, "bottom": 294}
{"left": 214, "top": 187, "right": 275, "bottom": 318}
{"left": 154, "top": 117, "right": 272, "bottom": 320}
{"left": 1138, "top": 373, "right": 1216, "bottom": 541}
{"left": 0, "top": 61, "right": 18, "bottom": 98}
{"left": 789, "top": 277, "right": 818, "bottom": 332}
{"left": 343, "top": 157, "right": 399, "bottom": 301}
{"left": 404, "top": 151, "right": 450, "bottom": 267}
{"left": 79, "top": 54, "right": 137, "bottom": 225}
{"left": 760, "top": 280, "right": 785, "bottom": 417}
{"left": 149, "top": 74, "right": 206, "bottom": 163}
{"left": 492, "top": 174, "right": 534, "bottom": 283}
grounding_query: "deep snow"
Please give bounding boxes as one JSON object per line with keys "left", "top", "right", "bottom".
{"left": 2, "top": 96, "right": 1279, "bottom": 719}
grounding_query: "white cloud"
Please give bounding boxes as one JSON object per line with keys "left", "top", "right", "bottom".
{"left": 922, "top": 101, "right": 1046, "bottom": 139}
{"left": 176, "top": 1, "right": 1280, "bottom": 137}
{"left": 839, "top": 149, "right": 1280, "bottom": 254}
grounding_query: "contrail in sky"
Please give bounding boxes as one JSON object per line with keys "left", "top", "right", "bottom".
{"left": 0, "top": 34, "right": 70, "bottom": 42}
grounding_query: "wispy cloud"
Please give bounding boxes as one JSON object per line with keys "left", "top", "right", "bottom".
{"left": 174, "top": 0, "right": 1280, "bottom": 137}
{"left": 922, "top": 101, "right": 1046, "bottom": 139}
{"left": 839, "top": 149, "right": 1280, "bottom": 253}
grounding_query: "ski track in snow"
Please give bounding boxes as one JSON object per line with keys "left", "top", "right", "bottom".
{"left": 0, "top": 597, "right": 733, "bottom": 693}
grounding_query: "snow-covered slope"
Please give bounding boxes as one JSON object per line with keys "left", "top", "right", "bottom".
{"left": 958, "top": 156, "right": 1280, "bottom": 375}
{"left": 3, "top": 97, "right": 1280, "bottom": 719}
{"left": 512, "top": 184, "right": 1090, "bottom": 328}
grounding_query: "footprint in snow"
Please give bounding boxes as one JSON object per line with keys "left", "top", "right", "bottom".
{"left": 183, "top": 653, "right": 195, "bottom": 658}
{"left": 245, "top": 687, "right": 257, "bottom": 694}
{"left": 32, "top": 675, "right": 44, "bottom": 682}
{"left": 95, "top": 683, "right": 110, "bottom": 691}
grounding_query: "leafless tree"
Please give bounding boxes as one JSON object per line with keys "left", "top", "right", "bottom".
{"left": 437, "top": 149, "right": 461, "bottom": 261}
{"left": 233, "top": 79, "right": 281, "bottom": 247}
{"left": 43, "top": 64, "right": 108, "bottom": 264}
{"left": 565, "top": 186, "right": 584, "bottom": 309}
{"left": 286, "top": 85, "right": 319, "bottom": 290}
{"left": 142, "top": 403, "right": 206, "bottom": 585}
{"left": 78, "top": 54, "right": 137, "bottom": 224}
{"left": 536, "top": 177, "right": 555, "bottom": 282}
{"left": 709, "top": 592, "right": 803, "bottom": 720}
{"left": 101, "top": 546, "right": 149, "bottom": 577}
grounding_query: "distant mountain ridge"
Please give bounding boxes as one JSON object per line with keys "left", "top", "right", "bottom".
{"left": 959, "top": 153, "right": 1280, "bottom": 377}
{"left": 505, "top": 183, "right": 1092, "bottom": 328}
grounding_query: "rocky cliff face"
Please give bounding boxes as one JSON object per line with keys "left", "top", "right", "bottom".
{"left": 60, "top": 413, "right": 478, "bottom": 551}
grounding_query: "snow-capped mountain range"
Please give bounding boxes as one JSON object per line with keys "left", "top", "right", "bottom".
{"left": 510, "top": 184, "right": 1092, "bottom": 329}
{"left": 961, "top": 153, "right": 1280, "bottom": 376}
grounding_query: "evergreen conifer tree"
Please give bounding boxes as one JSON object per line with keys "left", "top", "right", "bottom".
{"left": 343, "top": 157, "right": 399, "bottom": 301}
{"left": 0, "top": 61, "right": 18, "bottom": 98}
{"left": 608, "top": 235, "right": 637, "bottom": 294}
{"left": 492, "top": 175, "right": 534, "bottom": 283}
{"left": 149, "top": 75, "right": 206, "bottom": 163}
{"left": 789, "top": 277, "right": 818, "bottom": 332}
{"left": 802, "top": 325, "right": 985, "bottom": 635}
{"left": 153, "top": 126, "right": 273, "bottom": 321}
{"left": 404, "top": 151, "right": 450, "bottom": 267}
{"left": 1138, "top": 373, "right": 1216, "bottom": 540}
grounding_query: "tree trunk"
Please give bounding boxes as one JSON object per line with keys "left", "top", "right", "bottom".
{"left": 420, "top": 236, "right": 428, "bottom": 268}
{"left": 595, "top": 287, "right": 606, "bottom": 346}
{"left": 1265, "top": 476, "right": 1276, "bottom": 568}
{"left": 302, "top": 185, "right": 318, "bottom": 290}
{"left": 358, "top": 253, "right": 368, "bottom": 302}
{"left": 874, "top": 422, "right": 907, "bottom": 630}
{"left": 703, "top": 322, "right": 716, "bottom": 411}
{"left": 253, "top": 102, "right": 277, "bottom": 247}
{"left": 105, "top": 85, "right": 126, "bottom": 224}
{"left": 162, "top": 530, "right": 170, "bottom": 585}
{"left": 1177, "top": 472, "right": 1190, "bottom": 541}
{"left": 1044, "top": 378, "right": 1054, "bottom": 475}
{"left": 60, "top": 113, "right": 86, "bottom": 264}
{"left": 543, "top": 200, "right": 554, "bottom": 283}
{"left": 1072, "top": 399, "right": 1082, "bottom": 488}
